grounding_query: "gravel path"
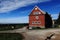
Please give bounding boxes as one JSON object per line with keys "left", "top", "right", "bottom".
{"left": 0, "top": 27, "right": 60, "bottom": 40}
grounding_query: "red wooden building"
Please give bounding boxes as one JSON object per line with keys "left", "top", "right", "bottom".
{"left": 29, "top": 6, "right": 46, "bottom": 29}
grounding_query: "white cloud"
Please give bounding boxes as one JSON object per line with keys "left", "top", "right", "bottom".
{"left": 51, "top": 14, "right": 59, "bottom": 19}
{"left": 0, "top": 0, "right": 50, "bottom": 13}
{"left": 0, "top": 16, "right": 28, "bottom": 23}
{"left": 0, "top": 13, "right": 58, "bottom": 23}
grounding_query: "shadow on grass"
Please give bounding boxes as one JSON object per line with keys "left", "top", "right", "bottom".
{"left": 0, "top": 33, "right": 24, "bottom": 40}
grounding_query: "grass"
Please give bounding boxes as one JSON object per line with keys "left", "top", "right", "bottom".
{"left": 0, "top": 33, "right": 24, "bottom": 40}
{"left": 0, "top": 23, "right": 28, "bottom": 31}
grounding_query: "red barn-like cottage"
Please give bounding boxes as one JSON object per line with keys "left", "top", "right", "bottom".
{"left": 29, "top": 6, "right": 46, "bottom": 29}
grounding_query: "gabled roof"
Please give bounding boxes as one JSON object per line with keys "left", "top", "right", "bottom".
{"left": 29, "top": 6, "right": 45, "bottom": 16}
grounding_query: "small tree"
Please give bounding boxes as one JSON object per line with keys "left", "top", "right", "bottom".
{"left": 56, "top": 13, "right": 60, "bottom": 25}
{"left": 45, "top": 12, "right": 52, "bottom": 28}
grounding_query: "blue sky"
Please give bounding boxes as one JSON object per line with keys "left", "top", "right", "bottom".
{"left": 0, "top": 0, "right": 60, "bottom": 23}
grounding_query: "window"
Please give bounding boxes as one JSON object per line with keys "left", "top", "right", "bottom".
{"left": 32, "top": 21, "right": 41, "bottom": 24}
{"left": 35, "top": 22, "right": 37, "bottom": 24}
{"left": 32, "top": 21, "right": 34, "bottom": 24}
{"left": 34, "top": 12, "right": 39, "bottom": 15}
{"left": 37, "top": 21, "right": 41, "bottom": 24}
{"left": 34, "top": 12, "right": 41, "bottom": 15}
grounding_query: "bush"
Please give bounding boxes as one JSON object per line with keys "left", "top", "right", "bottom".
{"left": 54, "top": 24, "right": 59, "bottom": 28}
{"left": 32, "top": 27, "right": 41, "bottom": 30}
{"left": 0, "top": 33, "right": 24, "bottom": 40}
